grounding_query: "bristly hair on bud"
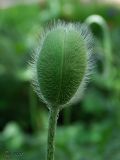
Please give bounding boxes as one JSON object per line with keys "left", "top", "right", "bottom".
{"left": 30, "top": 21, "right": 95, "bottom": 110}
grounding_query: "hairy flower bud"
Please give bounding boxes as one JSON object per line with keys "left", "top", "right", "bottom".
{"left": 31, "top": 22, "right": 94, "bottom": 109}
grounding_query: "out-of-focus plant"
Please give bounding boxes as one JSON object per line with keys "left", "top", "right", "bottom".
{"left": 31, "top": 22, "right": 94, "bottom": 160}
{"left": 2, "top": 122, "right": 24, "bottom": 150}
{"left": 85, "top": 15, "right": 113, "bottom": 88}
{"left": 84, "top": 15, "right": 120, "bottom": 156}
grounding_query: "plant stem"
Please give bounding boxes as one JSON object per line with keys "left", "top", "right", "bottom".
{"left": 47, "top": 107, "right": 59, "bottom": 160}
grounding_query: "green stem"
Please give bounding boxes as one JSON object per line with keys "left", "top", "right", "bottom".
{"left": 47, "top": 107, "right": 59, "bottom": 160}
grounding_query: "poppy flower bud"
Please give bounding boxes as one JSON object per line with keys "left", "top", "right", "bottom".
{"left": 32, "top": 22, "right": 94, "bottom": 109}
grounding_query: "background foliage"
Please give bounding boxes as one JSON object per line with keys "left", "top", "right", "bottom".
{"left": 0, "top": 0, "right": 120, "bottom": 159}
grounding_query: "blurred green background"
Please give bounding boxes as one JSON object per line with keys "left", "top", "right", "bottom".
{"left": 0, "top": 0, "right": 120, "bottom": 159}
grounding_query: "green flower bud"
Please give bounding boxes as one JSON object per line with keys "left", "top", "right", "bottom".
{"left": 31, "top": 22, "right": 94, "bottom": 109}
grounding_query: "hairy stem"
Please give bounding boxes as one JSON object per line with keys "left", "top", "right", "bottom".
{"left": 47, "top": 107, "right": 59, "bottom": 160}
